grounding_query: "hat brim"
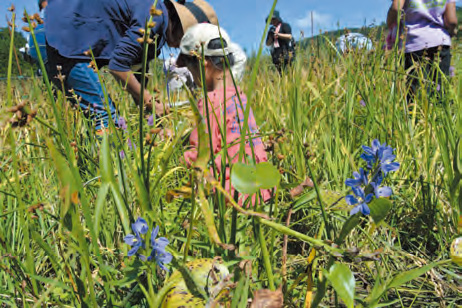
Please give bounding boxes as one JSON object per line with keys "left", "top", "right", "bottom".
{"left": 169, "top": 0, "right": 218, "bottom": 34}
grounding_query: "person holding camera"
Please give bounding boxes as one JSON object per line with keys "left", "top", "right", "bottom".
{"left": 265, "top": 10, "right": 295, "bottom": 74}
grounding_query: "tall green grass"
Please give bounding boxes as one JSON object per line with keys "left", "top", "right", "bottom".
{"left": 0, "top": 3, "right": 461, "bottom": 307}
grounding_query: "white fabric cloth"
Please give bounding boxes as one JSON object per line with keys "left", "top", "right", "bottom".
{"left": 229, "top": 43, "right": 246, "bottom": 83}
{"left": 164, "top": 56, "right": 194, "bottom": 92}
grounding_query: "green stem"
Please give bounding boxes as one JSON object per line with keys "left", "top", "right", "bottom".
{"left": 258, "top": 219, "right": 275, "bottom": 290}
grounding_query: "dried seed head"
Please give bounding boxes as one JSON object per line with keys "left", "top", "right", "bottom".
{"left": 22, "top": 26, "right": 31, "bottom": 32}
{"left": 33, "top": 13, "right": 43, "bottom": 24}
{"left": 147, "top": 21, "right": 157, "bottom": 28}
{"left": 277, "top": 154, "right": 285, "bottom": 160}
{"left": 56, "top": 65, "right": 62, "bottom": 71}
{"left": 150, "top": 128, "right": 162, "bottom": 134}
{"left": 83, "top": 50, "right": 91, "bottom": 56}
{"left": 31, "top": 21, "right": 37, "bottom": 29}
{"left": 7, "top": 4, "right": 15, "bottom": 12}
{"left": 136, "top": 37, "right": 145, "bottom": 44}
{"left": 138, "top": 28, "right": 145, "bottom": 34}
{"left": 145, "top": 133, "right": 151, "bottom": 143}
{"left": 150, "top": 7, "right": 163, "bottom": 16}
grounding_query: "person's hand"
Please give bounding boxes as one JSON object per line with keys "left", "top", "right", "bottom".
{"left": 154, "top": 101, "right": 169, "bottom": 117}
{"left": 144, "top": 92, "right": 154, "bottom": 111}
{"left": 274, "top": 32, "right": 279, "bottom": 39}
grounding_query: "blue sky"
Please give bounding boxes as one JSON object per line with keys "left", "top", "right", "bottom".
{"left": 1, "top": 0, "right": 391, "bottom": 53}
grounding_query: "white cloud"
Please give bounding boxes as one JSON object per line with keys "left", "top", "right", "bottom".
{"left": 295, "top": 11, "right": 333, "bottom": 31}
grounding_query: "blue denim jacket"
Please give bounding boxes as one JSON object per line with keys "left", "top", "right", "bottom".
{"left": 45, "top": 0, "right": 168, "bottom": 72}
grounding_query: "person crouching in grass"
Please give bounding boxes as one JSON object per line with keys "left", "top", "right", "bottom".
{"left": 178, "top": 23, "right": 271, "bottom": 205}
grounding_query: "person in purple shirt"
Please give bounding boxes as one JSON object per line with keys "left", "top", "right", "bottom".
{"left": 387, "top": 0, "right": 458, "bottom": 101}
{"left": 45, "top": 0, "right": 217, "bottom": 133}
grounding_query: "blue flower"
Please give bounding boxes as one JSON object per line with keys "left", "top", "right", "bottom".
{"left": 345, "top": 168, "right": 368, "bottom": 188}
{"left": 371, "top": 182, "right": 392, "bottom": 198}
{"left": 379, "top": 148, "right": 400, "bottom": 175}
{"left": 146, "top": 226, "right": 172, "bottom": 271}
{"left": 124, "top": 217, "right": 148, "bottom": 257}
{"left": 346, "top": 186, "right": 373, "bottom": 216}
{"left": 361, "top": 140, "right": 399, "bottom": 173}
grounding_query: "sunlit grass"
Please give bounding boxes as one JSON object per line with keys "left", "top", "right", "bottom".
{"left": 1, "top": 4, "right": 462, "bottom": 307}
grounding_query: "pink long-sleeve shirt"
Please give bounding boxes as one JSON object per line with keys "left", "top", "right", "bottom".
{"left": 184, "top": 86, "right": 271, "bottom": 204}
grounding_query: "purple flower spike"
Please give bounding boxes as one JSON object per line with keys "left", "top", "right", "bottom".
{"left": 128, "top": 138, "right": 136, "bottom": 150}
{"left": 148, "top": 115, "right": 154, "bottom": 126}
{"left": 450, "top": 66, "right": 455, "bottom": 77}
{"left": 120, "top": 150, "right": 125, "bottom": 159}
{"left": 359, "top": 100, "right": 366, "bottom": 107}
{"left": 118, "top": 117, "right": 128, "bottom": 131}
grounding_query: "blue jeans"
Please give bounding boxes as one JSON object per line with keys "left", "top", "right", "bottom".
{"left": 46, "top": 45, "right": 118, "bottom": 130}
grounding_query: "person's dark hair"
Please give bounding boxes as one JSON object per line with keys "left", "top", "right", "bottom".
{"left": 205, "top": 38, "right": 235, "bottom": 70}
{"left": 164, "top": 0, "right": 184, "bottom": 40}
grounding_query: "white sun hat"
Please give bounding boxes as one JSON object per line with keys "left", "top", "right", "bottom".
{"left": 177, "top": 23, "right": 231, "bottom": 63}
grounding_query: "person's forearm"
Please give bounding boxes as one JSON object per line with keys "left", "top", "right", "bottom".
{"left": 444, "top": 2, "right": 458, "bottom": 37}
{"left": 387, "top": 0, "right": 405, "bottom": 28}
{"left": 277, "top": 33, "right": 292, "bottom": 40}
{"left": 387, "top": 8, "right": 398, "bottom": 28}
{"left": 110, "top": 70, "right": 151, "bottom": 104}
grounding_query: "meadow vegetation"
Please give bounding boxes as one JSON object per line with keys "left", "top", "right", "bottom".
{"left": 0, "top": 5, "right": 462, "bottom": 308}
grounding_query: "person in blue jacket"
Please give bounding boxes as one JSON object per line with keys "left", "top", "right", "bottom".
{"left": 45, "top": 0, "right": 217, "bottom": 133}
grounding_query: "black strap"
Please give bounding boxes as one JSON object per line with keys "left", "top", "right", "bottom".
{"left": 184, "top": 2, "right": 210, "bottom": 23}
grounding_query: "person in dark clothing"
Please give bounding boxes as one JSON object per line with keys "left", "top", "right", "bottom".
{"left": 45, "top": 0, "right": 217, "bottom": 132}
{"left": 265, "top": 10, "right": 295, "bottom": 73}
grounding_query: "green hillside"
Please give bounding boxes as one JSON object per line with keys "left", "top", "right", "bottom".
{"left": 297, "top": 6, "right": 462, "bottom": 50}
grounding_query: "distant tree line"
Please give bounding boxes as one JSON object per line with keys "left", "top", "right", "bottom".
{"left": 0, "top": 27, "right": 35, "bottom": 78}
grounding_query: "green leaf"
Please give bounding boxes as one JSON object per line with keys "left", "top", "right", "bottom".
{"left": 231, "top": 163, "right": 259, "bottom": 194}
{"left": 324, "top": 263, "right": 355, "bottom": 308}
{"left": 94, "top": 183, "right": 110, "bottom": 235}
{"left": 47, "top": 140, "right": 78, "bottom": 219}
{"left": 335, "top": 213, "right": 360, "bottom": 245}
{"left": 387, "top": 262, "right": 437, "bottom": 290}
{"left": 99, "top": 135, "right": 130, "bottom": 234}
{"left": 256, "top": 162, "right": 281, "bottom": 189}
{"left": 454, "top": 138, "right": 462, "bottom": 176}
{"left": 100, "top": 134, "right": 115, "bottom": 183}
{"left": 368, "top": 198, "right": 392, "bottom": 224}
{"left": 366, "top": 262, "right": 439, "bottom": 306}
{"left": 231, "top": 162, "right": 280, "bottom": 195}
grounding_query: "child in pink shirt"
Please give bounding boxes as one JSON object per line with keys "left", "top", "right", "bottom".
{"left": 177, "top": 23, "right": 271, "bottom": 204}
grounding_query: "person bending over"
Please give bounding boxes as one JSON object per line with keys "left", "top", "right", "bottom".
{"left": 45, "top": 0, "right": 217, "bottom": 133}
